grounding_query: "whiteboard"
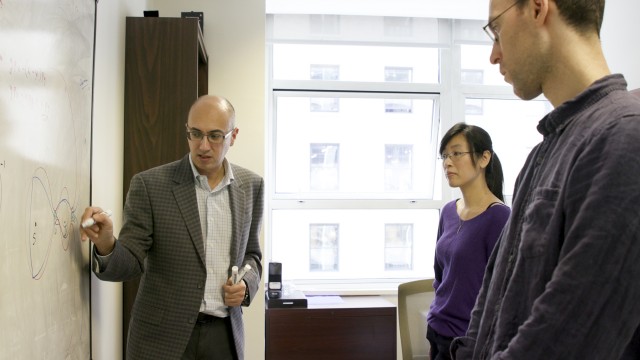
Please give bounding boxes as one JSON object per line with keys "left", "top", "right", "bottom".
{"left": 0, "top": 0, "right": 95, "bottom": 359}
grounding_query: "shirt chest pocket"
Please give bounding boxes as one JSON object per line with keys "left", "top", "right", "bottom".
{"left": 519, "top": 187, "right": 560, "bottom": 258}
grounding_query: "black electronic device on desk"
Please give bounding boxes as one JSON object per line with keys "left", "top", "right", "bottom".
{"left": 265, "top": 287, "right": 307, "bottom": 308}
{"left": 267, "top": 262, "right": 282, "bottom": 299}
{"left": 265, "top": 262, "right": 307, "bottom": 308}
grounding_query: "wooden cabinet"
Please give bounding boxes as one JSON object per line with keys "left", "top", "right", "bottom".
{"left": 265, "top": 296, "right": 397, "bottom": 360}
{"left": 122, "top": 16, "right": 207, "bottom": 356}
{"left": 123, "top": 16, "right": 208, "bottom": 198}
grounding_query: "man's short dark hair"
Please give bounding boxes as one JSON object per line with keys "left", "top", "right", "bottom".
{"left": 515, "top": 0, "right": 605, "bottom": 36}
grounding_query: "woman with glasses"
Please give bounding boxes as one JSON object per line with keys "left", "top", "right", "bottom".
{"left": 426, "top": 122, "right": 510, "bottom": 360}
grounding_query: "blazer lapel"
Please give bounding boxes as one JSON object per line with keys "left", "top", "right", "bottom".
{"left": 172, "top": 156, "right": 206, "bottom": 265}
{"left": 228, "top": 175, "right": 245, "bottom": 264}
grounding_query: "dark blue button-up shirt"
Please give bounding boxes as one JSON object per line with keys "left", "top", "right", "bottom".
{"left": 453, "top": 74, "right": 640, "bottom": 359}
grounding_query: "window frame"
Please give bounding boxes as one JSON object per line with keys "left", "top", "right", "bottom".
{"left": 265, "top": 15, "right": 544, "bottom": 295}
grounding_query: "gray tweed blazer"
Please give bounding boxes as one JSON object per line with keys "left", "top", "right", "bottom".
{"left": 95, "top": 155, "right": 263, "bottom": 360}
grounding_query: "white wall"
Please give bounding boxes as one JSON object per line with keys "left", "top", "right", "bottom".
{"left": 601, "top": 0, "right": 640, "bottom": 89}
{"left": 91, "top": 1, "right": 146, "bottom": 359}
{"left": 90, "top": 1, "right": 639, "bottom": 359}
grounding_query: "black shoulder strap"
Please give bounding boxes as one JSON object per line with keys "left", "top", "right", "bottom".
{"left": 486, "top": 201, "right": 504, "bottom": 210}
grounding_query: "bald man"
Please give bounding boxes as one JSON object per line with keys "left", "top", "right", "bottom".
{"left": 81, "top": 95, "right": 263, "bottom": 360}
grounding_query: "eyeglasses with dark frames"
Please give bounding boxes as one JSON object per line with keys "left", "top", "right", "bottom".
{"left": 482, "top": 1, "right": 519, "bottom": 43}
{"left": 185, "top": 124, "right": 234, "bottom": 144}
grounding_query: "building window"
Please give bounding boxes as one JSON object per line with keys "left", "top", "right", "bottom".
{"left": 385, "top": 224, "right": 413, "bottom": 270}
{"left": 465, "top": 98, "right": 484, "bottom": 115}
{"left": 384, "top": 98, "right": 413, "bottom": 113}
{"left": 310, "top": 64, "right": 340, "bottom": 80}
{"left": 310, "top": 224, "right": 339, "bottom": 271}
{"left": 385, "top": 144, "right": 413, "bottom": 191}
{"left": 310, "top": 97, "right": 339, "bottom": 112}
{"left": 385, "top": 66, "right": 413, "bottom": 82}
{"left": 310, "top": 143, "right": 339, "bottom": 191}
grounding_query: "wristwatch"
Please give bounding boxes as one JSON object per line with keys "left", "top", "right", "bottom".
{"left": 243, "top": 279, "right": 250, "bottom": 304}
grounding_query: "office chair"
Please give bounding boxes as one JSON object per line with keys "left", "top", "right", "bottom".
{"left": 398, "top": 279, "right": 435, "bottom": 360}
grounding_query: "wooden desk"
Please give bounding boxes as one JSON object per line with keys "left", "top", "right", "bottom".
{"left": 265, "top": 296, "right": 396, "bottom": 360}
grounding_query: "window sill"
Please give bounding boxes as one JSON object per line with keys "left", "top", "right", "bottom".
{"left": 280, "top": 279, "right": 433, "bottom": 296}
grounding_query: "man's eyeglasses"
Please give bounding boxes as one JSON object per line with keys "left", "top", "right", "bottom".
{"left": 185, "top": 125, "right": 234, "bottom": 144}
{"left": 439, "top": 151, "right": 474, "bottom": 161}
{"left": 483, "top": 1, "right": 519, "bottom": 43}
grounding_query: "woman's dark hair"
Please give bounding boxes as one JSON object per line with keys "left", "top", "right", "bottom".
{"left": 439, "top": 122, "right": 505, "bottom": 202}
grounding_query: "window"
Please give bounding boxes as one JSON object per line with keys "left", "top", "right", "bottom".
{"left": 273, "top": 94, "right": 439, "bottom": 197}
{"left": 270, "top": 209, "right": 439, "bottom": 282}
{"left": 267, "top": 14, "right": 550, "bottom": 292}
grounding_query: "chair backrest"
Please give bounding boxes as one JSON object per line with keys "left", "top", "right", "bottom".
{"left": 398, "top": 279, "right": 435, "bottom": 360}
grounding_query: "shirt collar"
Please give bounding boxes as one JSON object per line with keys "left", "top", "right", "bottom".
{"left": 537, "top": 74, "right": 628, "bottom": 137}
{"left": 188, "top": 154, "right": 235, "bottom": 188}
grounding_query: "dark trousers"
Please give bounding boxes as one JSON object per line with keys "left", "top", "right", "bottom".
{"left": 182, "top": 313, "right": 238, "bottom": 360}
{"left": 427, "top": 324, "right": 454, "bottom": 360}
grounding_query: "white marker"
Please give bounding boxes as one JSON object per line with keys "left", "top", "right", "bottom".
{"left": 232, "top": 266, "right": 239, "bottom": 284}
{"left": 81, "top": 210, "right": 113, "bottom": 228}
{"left": 235, "top": 264, "right": 251, "bottom": 284}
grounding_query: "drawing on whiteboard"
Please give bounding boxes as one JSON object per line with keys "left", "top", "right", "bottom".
{"left": 28, "top": 167, "right": 78, "bottom": 280}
